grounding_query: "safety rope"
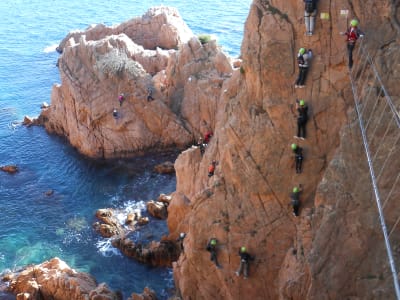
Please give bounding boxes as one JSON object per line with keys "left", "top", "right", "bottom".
{"left": 349, "top": 42, "right": 400, "bottom": 299}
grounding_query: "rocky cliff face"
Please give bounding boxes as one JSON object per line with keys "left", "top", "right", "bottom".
{"left": 168, "top": 1, "right": 400, "bottom": 299}
{"left": 41, "top": 6, "right": 234, "bottom": 158}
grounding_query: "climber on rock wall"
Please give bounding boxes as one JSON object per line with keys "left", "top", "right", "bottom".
{"left": 291, "top": 143, "right": 304, "bottom": 174}
{"left": 340, "top": 19, "right": 365, "bottom": 69}
{"left": 304, "top": 0, "right": 319, "bottom": 36}
{"left": 235, "top": 247, "right": 254, "bottom": 279}
{"left": 291, "top": 186, "right": 303, "bottom": 217}
{"left": 295, "top": 99, "right": 308, "bottom": 140}
{"left": 118, "top": 93, "right": 125, "bottom": 107}
{"left": 177, "top": 232, "right": 186, "bottom": 252}
{"left": 208, "top": 160, "right": 217, "bottom": 177}
{"left": 206, "top": 238, "right": 221, "bottom": 268}
{"left": 295, "top": 48, "right": 313, "bottom": 88}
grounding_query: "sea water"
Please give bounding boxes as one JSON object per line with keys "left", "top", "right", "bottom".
{"left": 0, "top": 0, "right": 251, "bottom": 298}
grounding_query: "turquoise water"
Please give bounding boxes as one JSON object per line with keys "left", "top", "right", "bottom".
{"left": 0, "top": 0, "right": 251, "bottom": 298}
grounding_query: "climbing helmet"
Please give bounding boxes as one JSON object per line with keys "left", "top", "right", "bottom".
{"left": 240, "top": 246, "right": 247, "bottom": 253}
{"left": 293, "top": 187, "right": 299, "bottom": 193}
{"left": 299, "top": 48, "right": 306, "bottom": 55}
{"left": 350, "top": 19, "right": 358, "bottom": 27}
{"left": 291, "top": 143, "right": 297, "bottom": 150}
{"left": 299, "top": 100, "right": 305, "bottom": 106}
{"left": 211, "top": 239, "right": 217, "bottom": 246}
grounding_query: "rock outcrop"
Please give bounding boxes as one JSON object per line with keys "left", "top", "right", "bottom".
{"left": 0, "top": 165, "right": 18, "bottom": 174}
{"left": 166, "top": 1, "right": 400, "bottom": 300}
{"left": 3, "top": 257, "right": 119, "bottom": 300}
{"left": 41, "top": 6, "right": 234, "bottom": 158}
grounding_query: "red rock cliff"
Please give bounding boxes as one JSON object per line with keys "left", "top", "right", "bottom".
{"left": 168, "top": 1, "right": 400, "bottom": 299}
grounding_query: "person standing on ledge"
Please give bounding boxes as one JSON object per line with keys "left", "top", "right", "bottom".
{"left": 340, "top": 19, "right": 364, "bottom": 69}
{"left": 304, "top": 0, "right": 318, "bottom": 36}
{"left": 295, "top": 48, "right": 312, "bottom": 88}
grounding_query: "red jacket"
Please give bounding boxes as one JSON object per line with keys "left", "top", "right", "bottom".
{"left": 345, "top": 26, "right": 363, "bottom": 43}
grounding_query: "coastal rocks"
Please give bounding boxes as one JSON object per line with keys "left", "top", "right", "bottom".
{"left": 128, "top": 287, "right": 157, "bottom": 300}
{"left": 3, "top": 257, "right": 119, "bottom": 300}
{"left": 0, "top": 165, "right": 18, "bottom": 174}
{"left": 93, "top": 208, "right": 124, "bottom": 238}
{"left": 146, "top": 200, "right": 168, "bottom": 219}
{"left": 154, "top": 161, "right": 175, "bottom": 174}
{"left": 41, "top": 6, "right": 234, "bottom": 158}
{"left": 57, "top": 7, "right": 193, "bottom": 53}
{"left": 112, "top": 237, "right": 180, "bottom": 267}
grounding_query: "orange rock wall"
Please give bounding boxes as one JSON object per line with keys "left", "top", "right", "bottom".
{"left": 169, "top": 1, "right": 400, "bottom": 299}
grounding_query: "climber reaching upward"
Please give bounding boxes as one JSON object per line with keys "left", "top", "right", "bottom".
{"left": 208, "top": 160, "right": 217, "bottom": 177}
{"left": 295, "top": 48, "right": 313, "bottom": 88}
{"left": 340, "top": 19, "right": 365, "bottom": 69}
{"left": 303, "top": 0, "right": 319, "bottom": 36}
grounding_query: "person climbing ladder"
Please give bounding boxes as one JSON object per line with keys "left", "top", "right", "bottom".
{"left": 235, "top": 247, "right": 254, "bottom": 279}
{"left": 290, "top": 186, "right": 303, "bottom": 217}
{"left": 340, "top": 19, "right": 364, "bottom": 69}
{"left": 295, "top": 99, "right": 308, "bottom": 139}
{"left": 291, "top": 143, "right": 304, "bottom": 174}
{"left": 304, "top": 0, "right": 319, "bottom": 36}
{"left": 295, "top": 48, "right": 313, "bottom": 88}
{"left": 206, "top": 238, "right": 221, "bottom": 268}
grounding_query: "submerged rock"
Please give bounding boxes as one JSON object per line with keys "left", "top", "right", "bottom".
{"left": 0, "top": 165, "right": 18, "bottom": 174}
{"left": 4, "top": 257, "right": 120, "bottom": 300}
{"left": 154, "top": 161, "right": 175, "bottom": 174}
{"left": 128, "top": 287, "right": 157, "bottom": 300}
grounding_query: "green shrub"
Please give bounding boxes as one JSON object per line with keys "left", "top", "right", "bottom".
{"left": 198, "top": 34, "right": 212, "bottom": 45}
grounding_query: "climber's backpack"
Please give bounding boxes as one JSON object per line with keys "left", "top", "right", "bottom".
{"left": 305, "top": 0, "right": 314, "bottom": 13}
{"left": 297, "top": 54, "right": 305, "bottom": 65}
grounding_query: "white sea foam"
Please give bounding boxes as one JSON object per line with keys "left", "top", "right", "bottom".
{"left": 96, "top": 239, "right": 121, "bottom": 257}
{"left": 43, "top": 44, "right": 58, "bottom": 53}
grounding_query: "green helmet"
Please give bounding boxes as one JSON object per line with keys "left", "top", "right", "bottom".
{"left": 293, "top": 187, "right": 299, "bottom": 193}
{"left": 299, "top": 48, "right": 306, "bottom": 55}
{"left": 291, "top": 143, "right": 297, "bottom": 150}
{"left": 210, "top": 239, "right": 217, "bottom": 246}
{"left": 240, "top": 246, "right": 247, "bottom": 253}
{"left": 350, "top": 19, "right": 358, "bottom": 27}
{"left": 299, "top": 100, "right": 305, "bottom": 106}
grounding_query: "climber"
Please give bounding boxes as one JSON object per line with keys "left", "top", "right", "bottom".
{"left": 295, "top": 48, "right": 312, "bottom": 88}
{"left": 340, "top": 19, "right": 365, "bottom": 69}
{"left": 113, "top": 108, "right": 118, "bottom": 118}
{"left": 204, "top": 130, "right": 213, "bottom": 144}
{"left": 197, "top": 137, "right": 206, "bottom": 155}
{"left": 291, "top": 143, "right": 304, "bottom": 174}
{"left": 295, "top": 99, "right": 308, "bottom": 139}
{"left": 206, "top": 238, "right": 221, "bottom": 268}
{"left": 176, "top": 232, "right": 186, "bottom": 252}
{"left": 147, "top": 88, "right": 154, "bottom": 102}
{"left": 208, "top": 160, "right": 217, "bottom": 177}
{"left": 235, "top": 246, "right": 254, "bottom": 279}
{"left": 118, "top": 93, "right": 125, "bottom": 107}
{"left": 304, "top": 0, "right": 318, "bottom": 36}
{"left": 291, "top": 185, "right": 303, "bottom": 217}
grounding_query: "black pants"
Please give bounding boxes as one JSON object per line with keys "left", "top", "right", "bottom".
{"left": 297, "top": 120, "right": 307, "bottom": 138}
{"left": 296, "top": 66, "right": 309, "bottom": 86}
{"left": 210, "top": 251, "right": 219, "bottom": 266}
{"left": 347, "top": 42, "right": 355, "bottom": 68}
{"left": 292, "top": 199, "right": 300, "bottom": 216}
{"left": 295, "top": 156, "right": 303, "bottom": 173}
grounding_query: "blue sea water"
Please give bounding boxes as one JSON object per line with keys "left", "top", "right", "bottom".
{"left": 0, "top": 0, "right": 251, "bottom": 298}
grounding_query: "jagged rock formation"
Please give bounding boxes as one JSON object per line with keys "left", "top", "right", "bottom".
{"left": 3, "top": 258, "right": 119, "bottom": 300}
{"left": 167, "top": 1, "right": 400, "bottom": 300}
{"left": 41, "top": 6, "right": 235, "bottom": 158}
